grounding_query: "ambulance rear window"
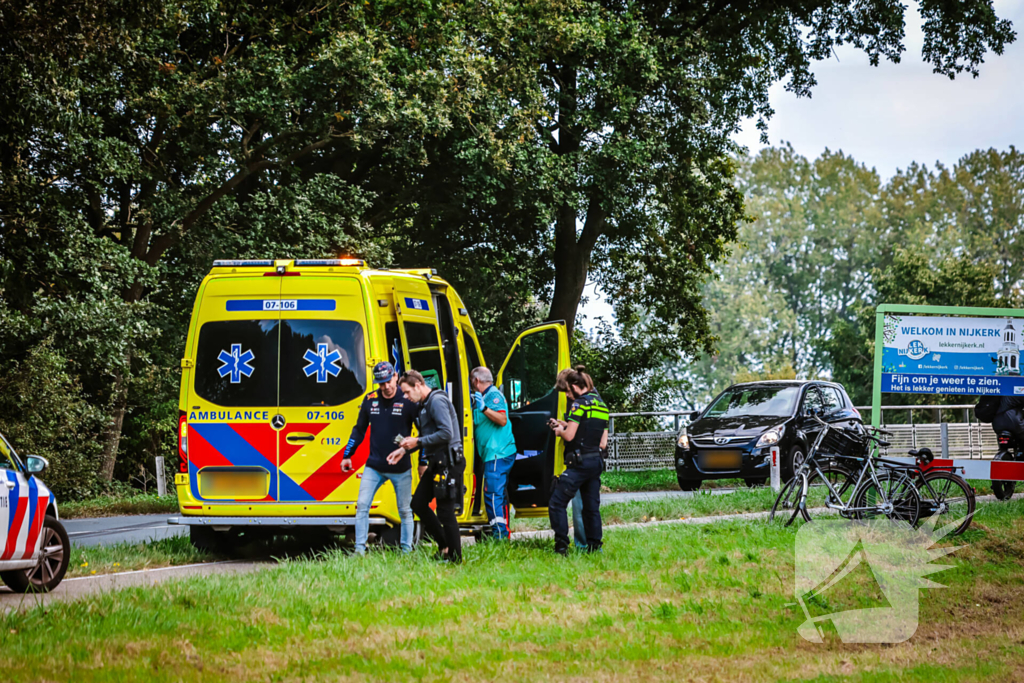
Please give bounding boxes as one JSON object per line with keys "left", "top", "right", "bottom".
{"left": 194, "top": 320, "right": 280, "bottom": 407}
{"left": 279, "top": 320, "right": 366, "bottom": 406}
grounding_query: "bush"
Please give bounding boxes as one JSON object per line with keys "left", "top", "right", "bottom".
{"left": 0, "top": 342, "right": 107, "bottom": 500}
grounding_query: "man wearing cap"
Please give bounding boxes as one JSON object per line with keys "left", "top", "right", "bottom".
{"left": 342, "top": 361, "right": 421, "bottom": 554}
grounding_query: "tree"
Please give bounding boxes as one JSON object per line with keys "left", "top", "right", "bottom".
{"left": 1, "top": 0, "right": 518, "bottom": 479}
{"left": 828, "top": 247, "right": 1004, "bottom": 406}
{"left": 482, "top": 0, "right": 1014, "bottom": 343}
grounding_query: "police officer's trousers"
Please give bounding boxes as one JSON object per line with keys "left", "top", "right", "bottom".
{"left": 548, "top": 456, "right": 602, "bottom": 552}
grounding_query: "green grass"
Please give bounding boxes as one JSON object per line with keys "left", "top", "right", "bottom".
{"left": 5, "top": 500, "right": 1024, "bottom": 681}
{"left": 601, "top": 469, "right": 742, "bottom": 492}
{"left": 61, "top": 493, "right": 179, "bottom": 519}
{"left": 68, "top": 536, "right": 212, "bottom": 578}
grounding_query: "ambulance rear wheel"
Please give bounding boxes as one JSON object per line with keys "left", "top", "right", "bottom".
{"left": 189, "top": 525, "right": 218, "bottom": 552}
{"left": 1, "top": 516, "right": 70, "bottom": 593}
{"left": 378, "top": 523, "right": 402, "bottom": 548}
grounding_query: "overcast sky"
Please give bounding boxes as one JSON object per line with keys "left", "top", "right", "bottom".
{"left": 581, "top": 0, "right": 1024, "bottom": 328}
{"left": 733, "top": 0, "right": 1024, "bottom": 179}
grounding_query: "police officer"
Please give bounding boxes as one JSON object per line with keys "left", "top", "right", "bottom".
{"left": 548, "top": 369, "right": 609, "bottom": 555}
{"left": 342, "top": 361, "right": 421, "bottom": 555}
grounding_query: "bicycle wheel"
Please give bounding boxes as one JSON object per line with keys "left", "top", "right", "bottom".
{"left": 920, "top": 471, "right": 975, "bottom": 536}
{"left": 852, "top": 469, "right": 921, "bottom": 526}
{"left": 801, "top": 463, "right": 854, "bottom": 521}
{"left": 770, "top": 473, "right": 808, "bottom": 525}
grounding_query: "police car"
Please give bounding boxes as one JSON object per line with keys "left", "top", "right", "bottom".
{"left": 0, "top": 432, "right": 70, "bottom": 593}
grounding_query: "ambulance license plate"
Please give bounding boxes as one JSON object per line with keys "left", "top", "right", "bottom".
{"left": 199, "top": 468, "right": 268, "bottom": 498}
{"left": 698, "top": 450, "right": 742, "bottom": 470}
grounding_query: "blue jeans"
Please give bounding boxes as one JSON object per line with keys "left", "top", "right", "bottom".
{"left": 571, "top": 490, "right": 587, "bottom": 549}
{"left": 483, "top": 454, "right": 515, "bottom": 540}
{"left": 355, "top": 467, "right": 413, "bottom": 553}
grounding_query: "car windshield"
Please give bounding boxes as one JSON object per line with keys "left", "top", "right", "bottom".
{"left": 706, "top": 386, "right": 801, "bottom": 418}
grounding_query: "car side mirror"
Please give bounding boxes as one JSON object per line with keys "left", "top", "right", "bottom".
{"left": 688, "top": 410, "right": 700, "bottom": 422}
{"left": 25, "top": 455, "right": 48, "bottom": 475}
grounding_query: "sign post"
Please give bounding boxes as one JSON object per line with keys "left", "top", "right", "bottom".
{"left": 770, "top": 446, "right": 781, "bottom": 492}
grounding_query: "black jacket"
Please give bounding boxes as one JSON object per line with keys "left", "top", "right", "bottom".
{"left": 411, "top": 389, "right": 462, "bottom": 466}
{"left": 344, "top": 386, "right": 420, "bottom": 473}
{"left": 993, "top": 396, "right": 1024, "bottom": 436}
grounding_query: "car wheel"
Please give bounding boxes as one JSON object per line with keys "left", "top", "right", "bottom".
{"left": 744, "top": 478, "right": 767, "bottom": 488}
{"left": 783, "top": 445, "right": 806, "bottom": 483}
{"left": 677, "top": 477, "right": 702, "bottom": 492}
{"left": 0, "top": 516, "right": 70, "bottom": 593}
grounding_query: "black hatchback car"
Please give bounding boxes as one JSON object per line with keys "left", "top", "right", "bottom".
{"left": 674, "top": 380, "right": 862, "bottom": 490}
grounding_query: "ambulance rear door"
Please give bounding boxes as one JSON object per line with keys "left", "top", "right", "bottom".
{"left": 186, "top": 270, "right": 283, "bottom": 503}
{"left": 392, "top": 277, "right": 447, "bottom": 391}
{"left": 275, "top": 274, "right": 371, "bottom": 504}
{"left": 495, "top": 321, "right": 570, "bottom": 515}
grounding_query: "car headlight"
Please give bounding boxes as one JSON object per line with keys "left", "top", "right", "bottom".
{"left": 756, "top": 426, "right": 785, "bottom": 448}
{"left": 676, "top": 430, "right": 689, "bottom": 450}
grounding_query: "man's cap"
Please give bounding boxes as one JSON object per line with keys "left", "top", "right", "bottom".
{"left": 373, "top": 361, "right": 396, "bottom": 384}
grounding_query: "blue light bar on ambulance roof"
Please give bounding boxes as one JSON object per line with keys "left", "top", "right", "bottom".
{"left": 212, "top": 259, "right": 275, "bottom": 267}
{"left": 293, "top": 258, "right": 365, "bottom": 267}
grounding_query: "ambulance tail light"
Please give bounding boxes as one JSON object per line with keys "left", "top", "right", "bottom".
{"left": 178, "top": 414, "right": 189, "bottom": 473}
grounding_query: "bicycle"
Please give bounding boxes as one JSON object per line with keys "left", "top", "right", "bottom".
{"left": 770, "top": 416, "right": 921, "bottom": 527}
{"left": 893, "top": 446, "right": 975, "bottom": 535}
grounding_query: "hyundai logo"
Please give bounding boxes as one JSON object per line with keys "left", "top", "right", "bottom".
{"left": 714, "top": 437, "right": 730, "bottom": 445}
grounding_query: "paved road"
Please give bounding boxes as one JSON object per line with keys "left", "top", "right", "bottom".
{"left": 64, "top": 513, "right": 189, "bottom": 547}
{"left": 601, "top": 488, "right": 736, "bottom": 504}
{"left": 62, "top": 489, "right": 729, "bottom": 547}
{"left": 0, "top": 560, "right": 269, "bottom": 611}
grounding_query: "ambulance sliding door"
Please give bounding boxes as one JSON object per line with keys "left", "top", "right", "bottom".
{"left": 496, "top": 321, "right": 570, "bottom": 514}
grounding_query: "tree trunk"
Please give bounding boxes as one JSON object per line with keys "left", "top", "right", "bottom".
{"left": 97, "top": 280, "right": 144, "bottom": 482}
{"left": 97, "top": 363, "right": 128, "bottom": 482}
{"left": 547, "top": 198, "right": 606, "bottom": 339}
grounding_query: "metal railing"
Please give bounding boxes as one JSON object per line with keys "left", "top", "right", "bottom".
{"left": 604, "top": 404, "right": 1001, "bottom": 472}
{"left": 607, "top": 411, "right": 690, "bottom": 472}
{"left": 854, "top": 404, "right": 999, "bottom": 460}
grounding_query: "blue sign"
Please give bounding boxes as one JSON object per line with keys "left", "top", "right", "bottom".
{"left": 302, "top": 343, "right": 343, "bottom": 383}
{"left": 226, "top": 299, "right": 336, "bottom": 312}
{"left": 404, "top": 297, "right": 430, "bottom": 312}
{"left": 882, "top": 314, "right": 1023, "bottom": 396}
{"left": 217, "top": 344, "right": 256, "bottom": 384}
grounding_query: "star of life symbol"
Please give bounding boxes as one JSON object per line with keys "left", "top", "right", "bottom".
{"left": 303, "top": 343, "right": 343, "bottom": 383}
{"left": 217, "top": 344, "right": 255, "bottom": 384}
{"left": 792, "top": 515, "right": 964, "bottom": 643}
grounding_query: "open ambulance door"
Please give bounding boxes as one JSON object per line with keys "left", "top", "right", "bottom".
{"left": 392, "top": 278, "right": 446, "bottom": 391}
{"left": 496, "top": 321, "right": 570, "bottom": 516}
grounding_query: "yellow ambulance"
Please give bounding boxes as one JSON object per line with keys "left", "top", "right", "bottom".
{"left": 171, "top": 258, "right": 569, "bottom": 548}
